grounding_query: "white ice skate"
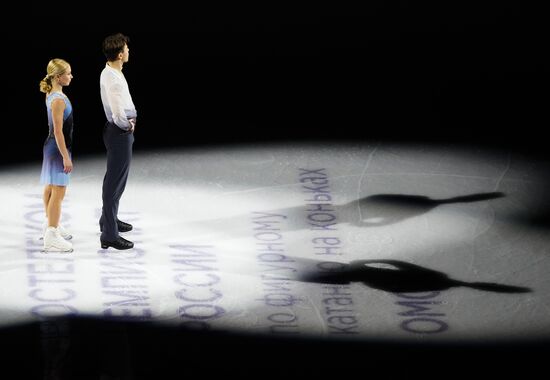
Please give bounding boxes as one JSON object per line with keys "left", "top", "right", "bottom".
{"left": 40, "top": 220, "right": 73, "bottom": 240}
{"left": 57, "top": 224, "right": 73, "bottom": 240}
{"left": 43, "top": 226, "right": 73, "bottom": 253}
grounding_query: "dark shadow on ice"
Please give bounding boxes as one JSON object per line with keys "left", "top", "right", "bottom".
{"left": 189, "top": 192, "right": 506, "bottom": 240}
{"left": 343, "top": 192, "right": 506, "bottom": 227}
{"left": 509, "top": 196, "right": 550, "bottom": 230}
{"left": 293, "top": 258, "right": 531, "bottom": 294}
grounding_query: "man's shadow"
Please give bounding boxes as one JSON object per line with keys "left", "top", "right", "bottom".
{"left": 343, "top": 192, "right": 505, "bottom": 227}
{"left": 292, "top": 258, "right": 530, "bottom": 293}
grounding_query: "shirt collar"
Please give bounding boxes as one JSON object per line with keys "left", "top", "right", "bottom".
{"left": 105, "top": 63, "right": 124, "bottom": 78}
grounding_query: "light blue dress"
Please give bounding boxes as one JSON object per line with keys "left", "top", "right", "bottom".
{"left": 40, "top": 92, "right": 74, "bottom": 186}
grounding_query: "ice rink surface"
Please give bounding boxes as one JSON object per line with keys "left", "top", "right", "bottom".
{"left": 2, "top": 142, "right": 548, "bottom": 343}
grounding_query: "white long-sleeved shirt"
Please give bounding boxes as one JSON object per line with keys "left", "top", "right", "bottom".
{"left": 100, "top": 63, "right": 137, "bottom": 131}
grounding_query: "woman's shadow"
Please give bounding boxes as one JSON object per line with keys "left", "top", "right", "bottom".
{"left": 185, "top": 191, "right": 506, "bottom": 240}
{"left": 292, "top": 258, "right": 531, "bottom": 293}
{"left": 343, "top": 192, "right": 505, "bottom": 227}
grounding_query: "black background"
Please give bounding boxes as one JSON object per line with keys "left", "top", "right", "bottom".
{"left": 2, "top": 1, "right": 550, "bottom": 376}
{"left": 2, "top": 1, "right": 548, "bottom": 167}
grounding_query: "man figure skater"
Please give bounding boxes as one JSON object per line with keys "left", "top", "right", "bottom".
{"left": 99, "top": 33, "right": 136, "bottom": 250}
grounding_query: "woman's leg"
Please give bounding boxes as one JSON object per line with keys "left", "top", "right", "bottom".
{"left": 47, "top": 185, "right": 67, "bottom": 228}
{"left": 43, "top": 185, "right": 52, "bottom": 218}
{"left": 43, "top": 184, "right": 72, "bottom": 252}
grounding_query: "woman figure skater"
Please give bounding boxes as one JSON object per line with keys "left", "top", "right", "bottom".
{"left": 38, "top": 58, "right": 74, "bottom": 252}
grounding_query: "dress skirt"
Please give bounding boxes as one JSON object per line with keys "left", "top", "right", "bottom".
{"left": 40, "top": 137, "right": 71, "bottom": 186}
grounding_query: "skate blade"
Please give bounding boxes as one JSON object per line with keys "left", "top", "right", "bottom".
{"left": 39, "top": 236, "right": 73, "bottom": 241}
{"left": 42, "top": 248, "right": 74, "bottom": 253}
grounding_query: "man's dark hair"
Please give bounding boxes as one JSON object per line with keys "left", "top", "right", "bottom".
{"left": 102, "top": 33, "right": 130, "bottom": 61}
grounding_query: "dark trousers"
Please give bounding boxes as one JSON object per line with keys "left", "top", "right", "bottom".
{"left": 100, "top": 122, "right": 134, "bottom": 241}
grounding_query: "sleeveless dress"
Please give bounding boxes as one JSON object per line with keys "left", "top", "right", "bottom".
{"left": 40, "top": 92, "right": 74, "bottom": 186}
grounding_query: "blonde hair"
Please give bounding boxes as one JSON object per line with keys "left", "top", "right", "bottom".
{"left": 39, "top": 58, "right": 70, "bottom": 94}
